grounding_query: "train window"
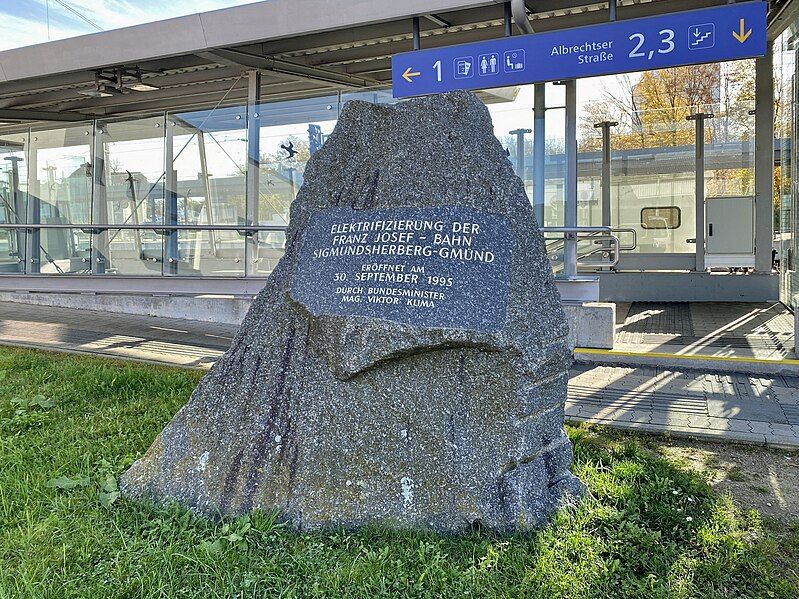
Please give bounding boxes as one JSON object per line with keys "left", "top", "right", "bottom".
{"left": 641, "top": 207, "right": 681, "bottom": 229}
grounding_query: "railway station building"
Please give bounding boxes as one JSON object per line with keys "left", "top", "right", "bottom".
{"left": 0, "top": 0, "right": 795, "bottom": 348}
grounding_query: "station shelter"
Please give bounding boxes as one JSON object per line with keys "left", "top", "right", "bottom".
{"left": 0, "top": 0, "right": 796, "bottom": 344}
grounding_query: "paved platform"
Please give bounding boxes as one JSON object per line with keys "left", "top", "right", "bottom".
{"left": 568, "top": 364, "right": 799, "bottom": 448}
{"left": 615, "top": 301, "right": 795, "bottom": 360}
{"left": 577, "top": 301, "right": 799, "bottom": 377}
{"left": 0, "top": 301, "right": 796, "bottom": 448}
{"left": 0, "top": 302, "right": 233, "bottom": 368}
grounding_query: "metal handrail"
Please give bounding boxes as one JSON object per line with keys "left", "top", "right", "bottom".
{"left": 539, "top": 226, "right": 622, "bottom": 268}
{"left": 543, "top": 226, "right": 636, "bottom": 250}
{"left": 0, "top": 223, "right": 287, "bottom": 236}
{"left": 612, "top": 227, "right": 637, "bottom": 251}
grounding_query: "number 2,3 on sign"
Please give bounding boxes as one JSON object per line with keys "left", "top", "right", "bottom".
{"left": 628, "top": 28, "right": 675, "bottom": 60}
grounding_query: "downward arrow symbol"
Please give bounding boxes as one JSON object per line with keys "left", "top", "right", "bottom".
{"left": 732, "top": 18, "right": 752, "bottom": 43}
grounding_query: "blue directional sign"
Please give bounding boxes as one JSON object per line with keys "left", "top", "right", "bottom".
{"left": 392, "top": 2, "right": 766, "bottom": 98}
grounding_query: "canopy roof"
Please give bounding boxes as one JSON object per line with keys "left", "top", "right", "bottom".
{"left": 0, "top": 0, "right": 789, "bottom": 124}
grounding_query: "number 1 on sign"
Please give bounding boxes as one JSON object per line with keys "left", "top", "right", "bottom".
{"left": 433, "top": 60, "right": 442, "bottom": 82}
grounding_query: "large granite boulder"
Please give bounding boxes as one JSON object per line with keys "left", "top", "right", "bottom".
{"left": 120, "top": 91, "right": 584, "bottom": 532}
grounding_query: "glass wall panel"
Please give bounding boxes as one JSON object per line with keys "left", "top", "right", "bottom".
{"left": 28, "top": 124, "right": 93, "bottom": 274}
{"left": 485, "top": 86, "right": 534, "bottom": 198}
{"left": 606, "top": 107, "right": 697, "bottom": 254}
{"left": 0, "top": 131, "right": 28, "bottom": 273}
{"left": 168, "top": 105, "right": 247, "bottom": 276}
{"left": 576, "top": 98, "right": 604, "bottom": 228}
{"left": 481, "top": 83, "right": 569, "bottom": 272}
{"left": 252, "top": 95, "right": 339, "bottom": 275}
{"left": 340, "top": 88, "right": 396, "bottom": 106}
{"left": 705, "top": 100, "right": 755, "bottom": 199}
{"left": 98, "top": 115, "right": 166, "bottom": 275}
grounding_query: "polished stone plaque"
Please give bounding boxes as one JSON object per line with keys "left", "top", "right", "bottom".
{"left": 291, "top": 205, "right": 512, "bottom": 332}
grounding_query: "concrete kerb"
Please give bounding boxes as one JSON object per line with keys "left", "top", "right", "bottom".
{"left": 0, "top": 338, "right": 213, "bottom": 370}
{"left": 574, "top": 348, "right": 799, "bottom": 377}
{"left": 0, "top": 291, "right": 253, "bottom": 325}
{"left": 565, "top": 416, "right": 797, "bottom": 449}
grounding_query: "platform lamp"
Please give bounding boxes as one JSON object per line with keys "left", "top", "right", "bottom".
{"left": 79, "top": 66, "right": 162, "bottom": 98}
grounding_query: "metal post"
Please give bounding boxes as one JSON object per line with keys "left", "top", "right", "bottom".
{"left": 509, "top": 128, "right": 531, "bottom": 181}
{"left": 564, "top": 79, "right": 578, "bottom": 278}
{"left": 609, "top": 0, "right": 617, "bottom": 21}
{"left": 412, "top": 17, "right": 421, "bottom": 50}
{"left": 91, "top": 122, "right": 108, "bottom": 274}
{"left": 246, "top": 70, "right": 261, "bottom": 276}
{"left": 594, "top": 121, "right": 618, "bottom": 229}
{"left": 287, "top": 167, "right": 296, "bottom": 199}
{"left": 595, "top": 120, "right": 618, "bottom": 269}
{"left": 533, "top": 83, "right": 546, "bottom": 226}
{"left": 25, "top": 142, "right": 39, "bottom": 273}
{"left": 754, "top": 43, "right": 774, "bottom": 272}
{"left": 164, "top": 118, "right": 179, "bottom": 275}
{"left": 504, "top": 2, "right": 513, "bottom": 37}
{"left": 687, "top": 112, "right": 713, "bottom": 272}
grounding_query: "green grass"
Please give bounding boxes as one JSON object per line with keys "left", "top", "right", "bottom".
{"left": 1, "top": 347, "right": 798, "bottom": 599}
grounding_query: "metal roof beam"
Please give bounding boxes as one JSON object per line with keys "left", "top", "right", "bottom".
{"left": 0, "top": 108, "right": 88, "bottom": 122}
{"left": 424, "top": 13, "right": 452, "bottom": 27}
{"left": 512, "top": 0, "right": 535, "bottom": 33}
{"left": 0, "top": 66, "right": 245, "bottom": 111}
{"left": 198, "top": 49, "right": 381, "bottom": 88}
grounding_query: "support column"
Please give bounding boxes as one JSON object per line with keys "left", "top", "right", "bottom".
{"left": 245, "top": 70, "right": 261, "bottom": 276}
{"left": 164, "top": 118, "right": 179, "bottom": 275}
{"left": 688, "top": 112, "right": 713, "bottom": 272}
{"left": 25, "top": 143, "right": 39, "bottom": 273}
{"left": 564, "top": 80, "right": 578, "bottom": 278}
{"left": 755, "top": 42, "right": 774, "bottom": 273}
{"left": 91, "top": 123, "right": 108, "bottom": 275}
{"left": 533, "top": 83, "right": 546, "bottom": 227}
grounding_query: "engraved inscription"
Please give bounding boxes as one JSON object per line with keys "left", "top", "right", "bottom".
{"left": 290, "top": 205, "right": 512, "bottom": 332}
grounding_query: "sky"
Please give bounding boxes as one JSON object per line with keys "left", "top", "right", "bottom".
{"left": 0, "top": 0, "right": 261, "bottom": 50}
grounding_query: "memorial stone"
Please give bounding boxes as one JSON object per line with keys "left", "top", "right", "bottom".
{"left": 120, "top": 90, "right": 584, "bottom": 532}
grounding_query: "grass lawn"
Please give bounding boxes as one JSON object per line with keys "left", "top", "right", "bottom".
{"left": 1, "top": 346, "right": 798, "bottom": 598}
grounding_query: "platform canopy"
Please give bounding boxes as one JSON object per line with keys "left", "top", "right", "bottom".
{"left": 0, "top": 0, "right": 792, "bottom": 125}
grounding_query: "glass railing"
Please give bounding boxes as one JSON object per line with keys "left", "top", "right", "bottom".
{"left": 0, "top": 72, "right": 757, "bottom": 279}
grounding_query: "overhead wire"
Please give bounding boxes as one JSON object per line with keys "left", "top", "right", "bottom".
{"left": 51, "top": 0, "right": 103, "bottom": 32}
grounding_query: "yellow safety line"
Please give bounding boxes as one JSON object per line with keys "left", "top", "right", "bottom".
{"left": 574, "top": 347, "right": 799, "bottom": 367}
